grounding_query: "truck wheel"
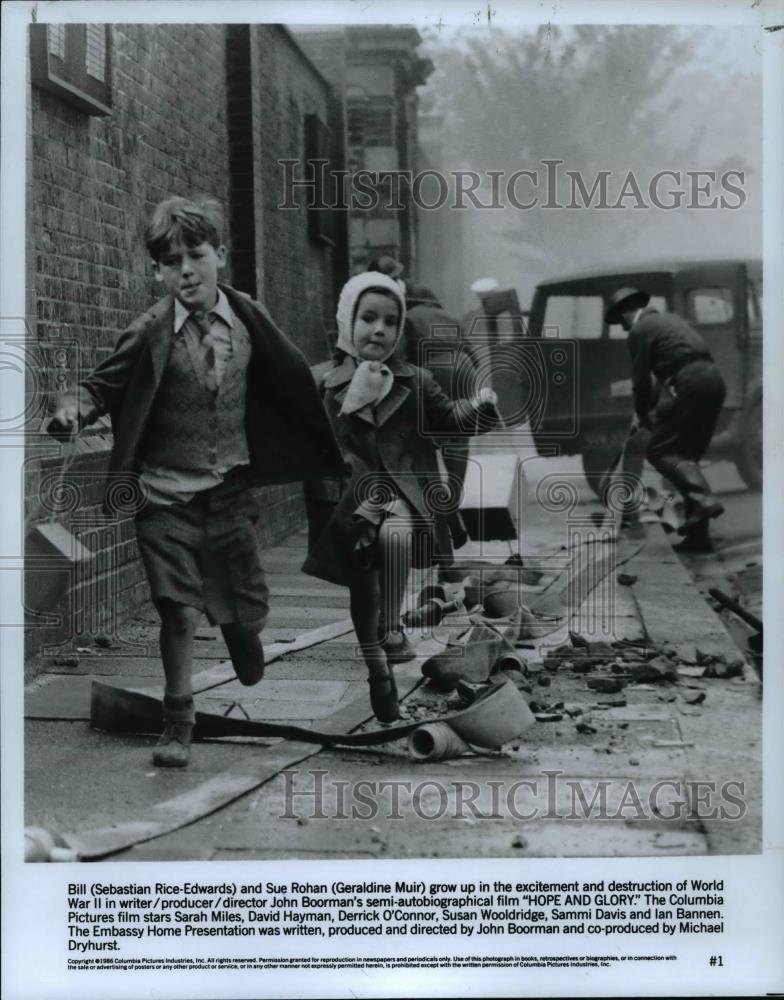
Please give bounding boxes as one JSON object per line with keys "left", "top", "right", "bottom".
{"left": 581, "top": 447, "right": 621, "bottom": 500}
{"left": 734, "top": 383, "right": 762, "bottom": 491}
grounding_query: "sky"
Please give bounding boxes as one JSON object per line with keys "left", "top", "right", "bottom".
{"left": 415, "top": 24, "right": 763, "bottom": 308}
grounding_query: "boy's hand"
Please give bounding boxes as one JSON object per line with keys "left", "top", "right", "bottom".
{"left": 473, "top": 387, "right": 498, "bottom": 408}
{"left": 47, "top": 405, "right": 79, "bottom": 442}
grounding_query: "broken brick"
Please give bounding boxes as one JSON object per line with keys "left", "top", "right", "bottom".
{"left": 587, "top": 640, "right": 616, "bottom": 657}
{"left": 586, "top": 677, "right": 625, "bottom": 694}
{"left": 703, "top": 659, "right": 744, "bottom": 679}
{"left": 51, "top": 656, "right": 79, "bottom": 668}
{"left": 629, "top": 657, "right": 678, "bottom": 683}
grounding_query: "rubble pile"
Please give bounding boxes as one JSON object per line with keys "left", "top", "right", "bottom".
{"left": 410, "top": 592, "right": 749, "bottom": 762}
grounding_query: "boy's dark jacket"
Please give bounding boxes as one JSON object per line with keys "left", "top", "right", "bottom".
{"left": 59, "top": 284, "right": 344, "bottom": 511}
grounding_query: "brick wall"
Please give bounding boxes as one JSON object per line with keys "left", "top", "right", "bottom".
{"left": 252, "top": 25, "right": 336, "bottom": 364}
{"left": 26, "top": 23, "right": 339, "bottom": 655}
{"left": 288, "top": 28, "right": 351, "bottom": 296}
{"left": 32, "top": 25, "right": 232, "bottom": 373}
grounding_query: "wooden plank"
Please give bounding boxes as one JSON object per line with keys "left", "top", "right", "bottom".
{"left": 25, "top": 675, "right": 156, "bottom": 720}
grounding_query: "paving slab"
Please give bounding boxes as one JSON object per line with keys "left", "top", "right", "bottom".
{"left": 266, "top": 606, "right": 351, "bottom": 626}
{"left": 197, "top": 680, "right": 360, "bottom": 721}
{"left": 672, "top": 676, "right": 762, "bottom": 855}
{"left": 381, "top": 816, "right": 708, "bottom": 858}
{"left": 24, "top": 721, "right": 266, "bottom": 835}
{"left": 40, "top": 655, "right": 165, "bottom": 677}
{"left": 265, "top": 656, "right": 370, "bottom": 681}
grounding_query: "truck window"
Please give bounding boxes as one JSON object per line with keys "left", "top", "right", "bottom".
{"left": 747, "top": 280, "right": 762, "bottom": 329}
{"left": 542, "top": 295, "right": 603, "bottom": 339}
{"left": 687, "top": 288, "right": 734, "bottom": 325}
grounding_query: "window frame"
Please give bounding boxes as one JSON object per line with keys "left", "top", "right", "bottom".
{"left": 30, "top": 23, "right": 112, "bottom": 116}
{"left": 685, "top": 286, "right": 735, "bottom": 326}
{"left": 304, "top": 113, "right": 336, "bottom": 247}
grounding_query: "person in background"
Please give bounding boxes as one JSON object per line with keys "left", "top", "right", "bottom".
{"left": 605, "top": 287, "right": 726, "bottom": 553}
{"left": 404, "top": 284, "right": 483, "bottom": 578}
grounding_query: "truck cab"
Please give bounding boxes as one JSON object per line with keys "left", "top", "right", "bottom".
{"left": 524, "top": 258, "right": 762, "bottom": 490}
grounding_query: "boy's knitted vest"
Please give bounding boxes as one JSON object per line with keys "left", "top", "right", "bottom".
{"left": 140, "top": 327, "right": 251, "bottom": 470}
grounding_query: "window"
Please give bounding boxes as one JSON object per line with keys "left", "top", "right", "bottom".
{"left": 85, "top": 25, "right": 107, "bottom": 82}
{"left": 47, "top": 24, "right": 66, "bottom": 60}
{"left": 747, "top": 280, "right": 762, "bottom": 329}
{"left": 304, "top": 113, "right": 335, "bottom": 246}
{"left": 543, "top": 296, "right": 604, "bottom": 339}
{"left": 30, "top": 23, "right": 112, "bottom": 116}
{"left": 687, "top": 287, "right": 734, "bottom": 325}
{"left": 346, "top": 100, "right": 394, "bottom": 148}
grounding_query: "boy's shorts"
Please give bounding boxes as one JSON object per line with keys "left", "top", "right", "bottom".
{"left": 134, "top": 467, "right": 268, "bottom": 625}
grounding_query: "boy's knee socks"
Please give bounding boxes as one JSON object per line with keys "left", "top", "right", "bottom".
{"left": 163, "top": 691, "right": 195, "bottom": 724}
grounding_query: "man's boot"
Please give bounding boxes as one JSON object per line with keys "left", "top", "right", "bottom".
{"left": 619, "top": 513, "right": 646, "bottom": 540}
{"left": 672, "top": 512, "right": 715, "bottom": 554}
{"left": 655, "top": 459, "right": 724, "bottom": 535}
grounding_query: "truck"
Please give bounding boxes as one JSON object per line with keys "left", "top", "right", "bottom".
{"left": 515, "top": 258, "right": 762, "bottom": 492}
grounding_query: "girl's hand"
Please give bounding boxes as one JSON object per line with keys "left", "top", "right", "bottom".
{"left": 47, "top": 405, "right": 79, "bottom": 441}
{"left": 473, "top": 387, "right": 498, "bottom": 408}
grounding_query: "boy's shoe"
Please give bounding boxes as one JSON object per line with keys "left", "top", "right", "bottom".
{"left": 378, "top": 628, "right": 416, "bottom": 664}
{"left": 367, "top": 667, "right": 401, "bottom": 724}
{"left": 221, "top": 626, "right": 265, "bottom": 687}
{"left": 152, "top": 721, "right": 194, "bottom": 768}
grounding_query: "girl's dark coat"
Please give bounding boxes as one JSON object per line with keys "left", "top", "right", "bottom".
{"left": 302, "top": 356, "right": 498, "bottom": 586}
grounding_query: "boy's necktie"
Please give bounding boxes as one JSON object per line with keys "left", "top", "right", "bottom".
{"left": 190, "top": 310, "right": 218, "bottom": 393}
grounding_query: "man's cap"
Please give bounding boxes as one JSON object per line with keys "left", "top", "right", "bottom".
{"left": 470, "top": 277, "right": 500, "bottom": 296}
{"left": 604, "top": 287, "right": 650, "bottom": 325}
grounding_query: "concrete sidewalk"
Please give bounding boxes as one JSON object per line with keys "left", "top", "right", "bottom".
{"left": 24, "top": 482, "right": 761, "bottom": 861}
